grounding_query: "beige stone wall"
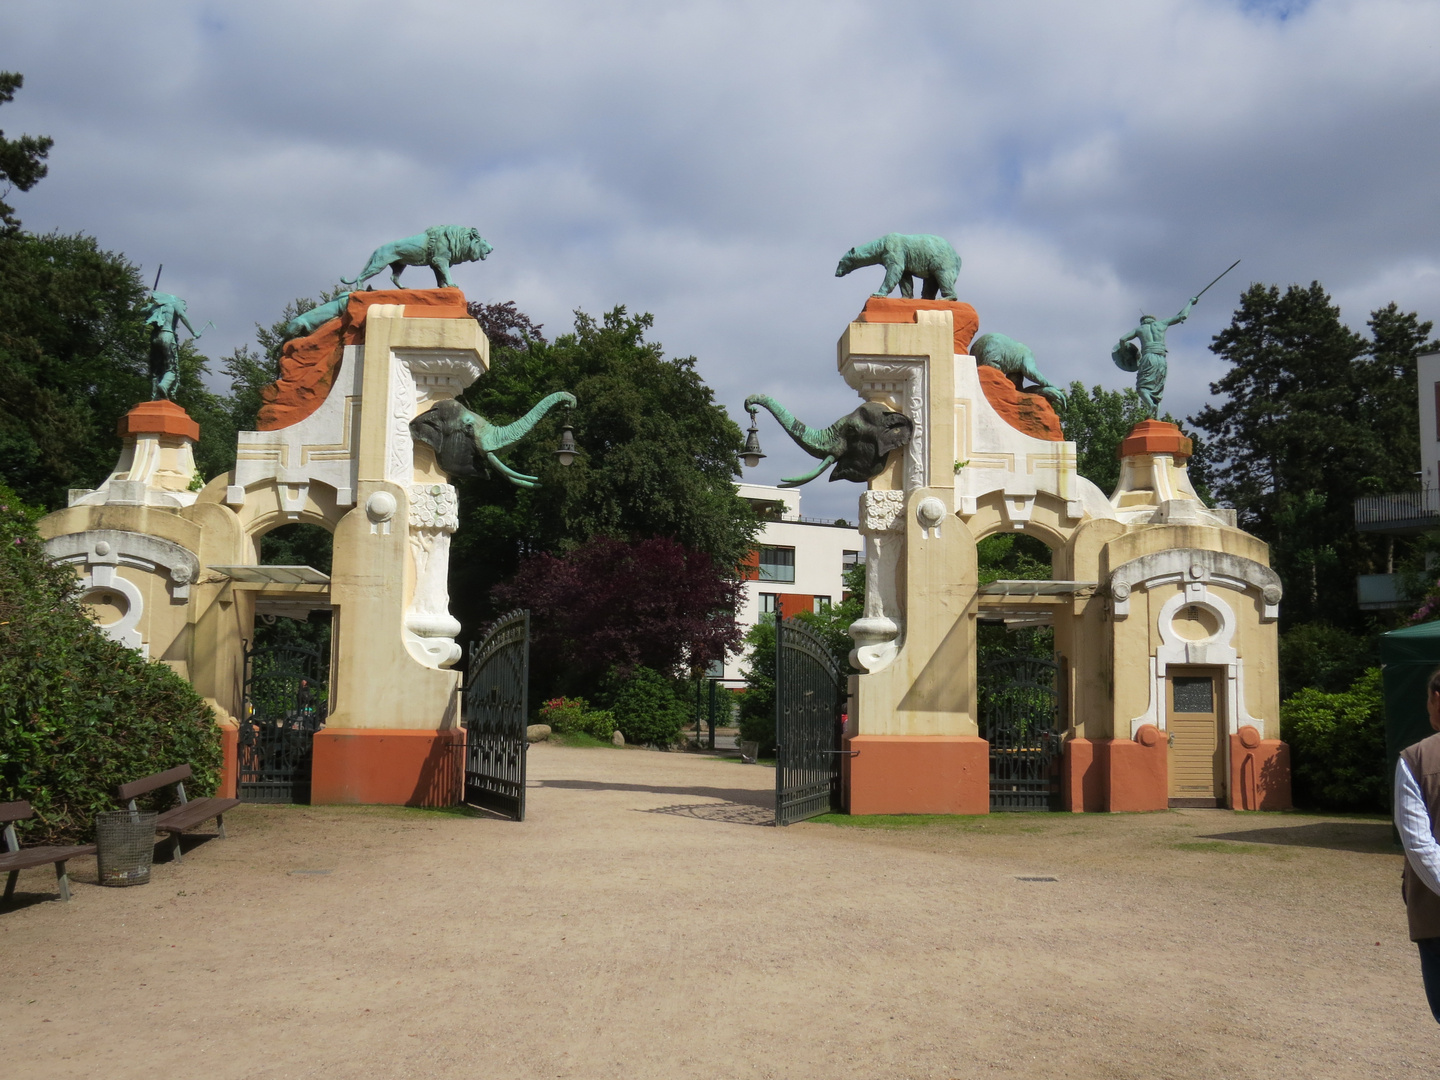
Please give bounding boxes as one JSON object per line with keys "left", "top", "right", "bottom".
{"left": 838, "top": 304, "right": 1283, "bottom": 761}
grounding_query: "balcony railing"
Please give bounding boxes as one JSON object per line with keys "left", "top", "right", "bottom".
{"left": 1353, "top": 489, "right": 1440, "bottom": 533}
{"left": 1357, "top": 573, "right": 1410, "bottom": 611}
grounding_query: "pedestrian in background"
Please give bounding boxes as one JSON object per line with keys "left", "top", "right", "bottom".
{"left": 1395, "top": 666, "right": 1440, "bottom": 1023}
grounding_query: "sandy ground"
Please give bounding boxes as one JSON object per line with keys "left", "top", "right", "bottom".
{"left": 2, "top": 742, "right": 1434, "bottom": 1080}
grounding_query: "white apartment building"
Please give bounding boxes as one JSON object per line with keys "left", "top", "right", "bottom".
{"left": 720, "top": 483, "right": 863, "bottom": 680}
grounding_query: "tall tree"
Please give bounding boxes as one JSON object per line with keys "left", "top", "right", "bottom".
{"left": 1062, "top": 382, "right": 1213, "bottom": 499}
{"left": 0, "top": 73, "right": 51, "bottom": 233}
{"left": 1189, "top": 282, "right": 1436, "bottom": 627}
{"left": 493, "top": 535, "right": 744, "bottom": 696}
{"left": 0, "top": 230, "right": 230, "bottom": 507}
{"left": 450, "top": 305, "right": 759, "bottom": 636}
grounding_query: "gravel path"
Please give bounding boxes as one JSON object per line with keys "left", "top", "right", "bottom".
{"left": 1, "top": 742, "right": 1431, "bottom": 1079}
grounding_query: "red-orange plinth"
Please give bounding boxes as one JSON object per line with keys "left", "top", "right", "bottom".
{"left": 1119, "top": 419, "right": 1192, "bottom": 460}
{"left": 1061, "top": 738, "right": 1106, "bottom": 812}
{"left": 117, "top": 399, "right": 200, "bottom": 441}
{"left": 858, "top": 297, "right": 980, "bottom": 356}
{"left": 1107, "top": 736, "right": 1169, "bottom": 812}
{"left": 217, "top": 723, "right": 238, "bottom": 800}
{"left": 843, "top": 735, "right": 989, "bottom": 815}
{"left": 1229, "top": 728, "right": 1292, "bottom": 810}
{"left": 1061, "top": 733, "right": 1169, "bottom": 812}
{"left": 311, "top": 728, "right": 465, "bottom": 807}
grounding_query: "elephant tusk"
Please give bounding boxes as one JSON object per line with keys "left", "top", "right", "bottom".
{"left": 779, "top": 455, "right": 836, "bottom": 488}
{"left": 486, "top": 451, "right": 540, "bottom": 489}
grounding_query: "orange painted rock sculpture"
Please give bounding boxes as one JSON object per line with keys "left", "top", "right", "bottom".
{"left": 257, "top": 289, "right": 470, "bottom": 431}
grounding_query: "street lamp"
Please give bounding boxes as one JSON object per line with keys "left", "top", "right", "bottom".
{"left": 741, "top": 409, "right": 765, "bottom": 469}
{"left": 555, "top": 424, "right": 577, "bottom": 467}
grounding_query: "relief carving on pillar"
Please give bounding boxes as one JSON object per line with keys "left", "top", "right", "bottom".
{"left": 404, "top": 483, "right": 462, "bottom": 669}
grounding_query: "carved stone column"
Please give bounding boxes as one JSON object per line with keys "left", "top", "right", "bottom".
{"left": 404, "top": 483, "right": 462, "bottom": 668}
{"left": 848, "top": 489, "right": 906, "bottom": 673}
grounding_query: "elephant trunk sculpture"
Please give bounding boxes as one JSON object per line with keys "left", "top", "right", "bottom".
{"left": 743, "top": 394, "right": 913, "bottom": 488}
{"left": 409, "top": 392, "right": 577, "bottom": 488}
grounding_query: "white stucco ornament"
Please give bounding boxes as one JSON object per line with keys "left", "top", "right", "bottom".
{"left": 916, "top": 496, "right": 946, "bottom": 539}
{"left": 408, "top": 483, "right": 459, "bottom": 531}
{"left": 366, "top": 490, "right": 397, "bottom": 521}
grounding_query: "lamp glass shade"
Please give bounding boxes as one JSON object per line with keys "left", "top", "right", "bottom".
{"left": 741, "top": 420, "right": 765, "bottom": 469}
{"left": 555, "top": 425, "right": 577, "bottom": 467}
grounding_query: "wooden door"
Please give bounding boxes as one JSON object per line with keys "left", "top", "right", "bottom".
{"left": 1167, "top": 668, "right": 1224, "bottom": 807}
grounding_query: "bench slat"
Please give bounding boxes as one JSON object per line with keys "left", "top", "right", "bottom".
{"left": 0, "top": 800, "right": 33, "bottom": 824}
{"left": 116, "top": 764, "right": 193, "bottom": 802}
{"left": 0, "top": 844, "right": 96, "bottom": 871}
{"left": 156, "top": 798, "right": 240, "bottom": 833}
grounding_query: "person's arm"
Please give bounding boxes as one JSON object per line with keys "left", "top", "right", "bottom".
{"left": 1117, "top": 326, "right": 1140, "bottom": 344}
{"left": 1164, "top": 298, "right": 1196, "bottom": 328}
{"left": 1396, "top": 756, "right": 1440, "bottom": 895}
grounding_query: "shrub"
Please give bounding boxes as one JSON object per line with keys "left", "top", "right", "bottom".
{"left": 538, "top": 696, "right": 617, "bottom": 740}
{"left": 1280, "top": 667, "right": 1387, "bottom": 812}
{"left": 737, "top": 620, "right": 776, "bottom": 755}
{"left": 0, "top": 485, "right": 221, "bottom": 844}
{"left": 1278, "top": 622, "right": 1374, "bottom": 698}
{"left": 602, "top": 667, "right": 691, "bottom": 747}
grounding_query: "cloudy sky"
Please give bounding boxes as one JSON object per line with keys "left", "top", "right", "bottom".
{"left": 4, "top": 0, "right": 1438, "bottom": 521}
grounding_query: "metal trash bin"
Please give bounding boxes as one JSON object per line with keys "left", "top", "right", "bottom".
{"left": 95, "top": 810, "right": 157, "bottom": 887}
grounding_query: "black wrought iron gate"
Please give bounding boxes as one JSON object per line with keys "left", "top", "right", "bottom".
{"left": 774, "top": 616, "right": 848, "bottom": 826}
{"left": 238, "top": 642, "right": 328, "bottom": 803}
{"left": 980, "top": 657, "right": 1061, "bottom": 811}
{"left": 463, "top": 610, "right": 530, "bottom": 821}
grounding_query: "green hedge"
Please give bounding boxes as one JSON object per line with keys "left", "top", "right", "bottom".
{"left": 538, "top": 696, "right": 617, "bottom": 740}
{"left": 602, "top": 667, "right": 691, "bottom": 747}
{"left": 0, "top": 487, "right": 221, "bottom": 844}
{"left": 1279, "top": 667, "right": 1387, "bottom": 812}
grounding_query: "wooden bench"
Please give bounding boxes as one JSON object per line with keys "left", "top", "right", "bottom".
{"left": 116, "top": 765, "right": 241, "bottom": 864}
{"left": 1, "top": 801, "right": 96, "bottom": 903}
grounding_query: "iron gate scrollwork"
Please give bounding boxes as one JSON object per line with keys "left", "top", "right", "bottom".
{"left": 980, "top": 656, "right": 1061, "bottom": 811}
{"left": 463, "top": 610, "right": 530, "bottom": 821}
{"left": 239, "top": 642, "right": 328, "bottom": 804}
{"left": 775, "top": 616, "right": 847, "bottom": 826}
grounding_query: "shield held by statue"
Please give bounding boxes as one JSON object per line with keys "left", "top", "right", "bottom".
{"left": 1112, "top": 340, "right": 1141, "bottom": 373}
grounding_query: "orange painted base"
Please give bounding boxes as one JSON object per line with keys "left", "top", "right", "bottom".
{"left": 844, "top": 735, "right": 989, "bottom": 815}
{"left": 1061, "top": 738, "right": 1106, "bottom": 812}
{"left": 858, "top": 297, "right": 980, "bottom": 355}
{"left": 1229, "top": 731, "right": 1292, "bottom": 810}
{"left": 217, "top": 723, "right": 238, "bottom": 799}
{"left": 1107, "top": 737, "right": 1168, "bottom": 811}
{"left": 1061, "top": 735, "right": 1168, "bottom": 812}
{"left": 311, "top": 728, "right": 464, "bottom": 807}
{"left": 118, "top": 399, "right": 200, "bottom": 441}
{"left": 1119, "top": 419, "right": 1192, "bottom": 460}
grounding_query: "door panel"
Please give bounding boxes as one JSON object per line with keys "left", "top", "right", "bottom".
{"left": 1168, "top": 669, "right": 1224, "bottom": 806}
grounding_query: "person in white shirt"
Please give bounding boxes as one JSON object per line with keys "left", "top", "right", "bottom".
{"left": 1394, "top": 666, "right": 1440, "bottom": 1023}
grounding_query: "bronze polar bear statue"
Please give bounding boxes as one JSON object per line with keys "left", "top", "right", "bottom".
{"left": 971, "top": 332, "right": 1067, "bottom": 409}
{"left": 342, "top": 225, "right": 493, "bottom": 290}
{"left": 835, "top": 233, "right": 961, "bottom": 300}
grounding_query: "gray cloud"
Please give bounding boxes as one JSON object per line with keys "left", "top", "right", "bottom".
{"left": 3, "top": 0, "right": 1436, "bottom": 522}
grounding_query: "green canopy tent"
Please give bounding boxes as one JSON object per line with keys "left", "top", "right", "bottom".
{"left": 1380, "top": 622, "right": 1440, "bottom": 805}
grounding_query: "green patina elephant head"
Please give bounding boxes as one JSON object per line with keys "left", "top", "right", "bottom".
{"left": 743, "top": 394, "right": 913, "bottom": 487}
{"left": 410, "top": 392, "right": 576, "bottom": 488}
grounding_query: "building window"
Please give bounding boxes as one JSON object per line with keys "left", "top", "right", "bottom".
{"left": 842, "top": 549, "right": 863, "bottom": 568}
{"left": 813, "top": 596, "right": 831, "bottom": 613}
{"left": 758, "top": 546, "right": 795, "bottom": 583}
{"left": 759, "top": 593, "right": 780, "bottom": 623}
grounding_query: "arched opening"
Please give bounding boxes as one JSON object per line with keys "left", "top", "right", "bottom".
{"left": 976, "top": 530, "right": 1056, "bottom": 667}
{"left": 252, "top": 521, "right": 334, "bottom": 655}
{"left": 974, "top": 529, "right": 1064, "bottom": 811}
{"left": 239, "top": 521, "right": 335, "bottom": 804}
